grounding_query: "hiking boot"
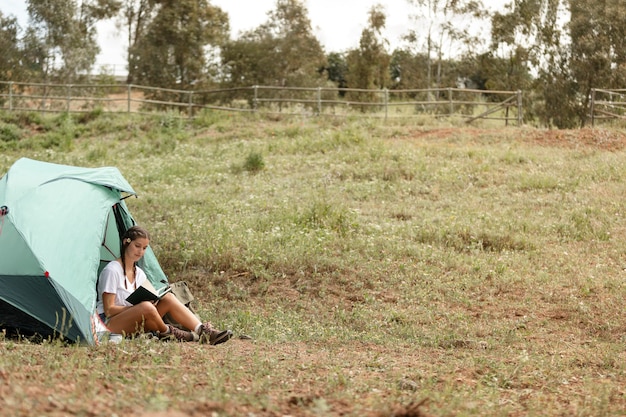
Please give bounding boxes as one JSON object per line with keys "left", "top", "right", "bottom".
{"left": 159, "top": 325, "right": 198, "bottom": 342}
{"left": 198, "top": 322, "right": 233, "bottom": 345}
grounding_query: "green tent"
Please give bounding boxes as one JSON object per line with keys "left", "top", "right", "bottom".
{"left": 0, "top": 158, "right": 168, "bottom": 344}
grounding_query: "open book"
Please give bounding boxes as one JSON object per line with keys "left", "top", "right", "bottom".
{"left": 125, "top": 281, "right": 172, "bottom": 305}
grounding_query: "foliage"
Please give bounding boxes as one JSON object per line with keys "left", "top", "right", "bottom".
{"left": 322, "top": 52, "right": 348, "bottom": 93}
{"left": 345, "top": 5, "right": 391, "bottom": 110}
{"left": 489, "top": 0, "right": 626, "bottom": 127}
{"left": 26, "top": 0, "right": 120, "bottom": 83}
{"left": 131, "top": 0, "right": 228, "bottom": 91}
{"left": 0, "top": 122, "right": 21, "bottom": 142}
{"left": 0, "top": 13, "right": 22, "bottom": 83}
{"left": 389, "top": 48, "right": 430, "bottom": 92}
{"left": 220, "top": 0, "right": 326, "bottom": 91}
{"left": 405, "top": 0, "right": 489, "bottom": 89}
{"left": 567, "top": 0, "right": 626, "bottom": 126}
{"left": 470, "top": 50, "right": 530, "bottom": 92}
{"left": 241, "top": 150, "right": 265, "bottom": 173}
{"left": 120, "top": 0, "right": 158, "bottom": 85}
{"left": 490, "top": 0, "right": 572, "bottom": 128}
{"left": 6, "top": 1, "right": 626, "bottom": 128}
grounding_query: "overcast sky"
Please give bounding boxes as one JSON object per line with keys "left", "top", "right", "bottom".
{"left": 2, "top": 0, "right": 505, "bottom": 75}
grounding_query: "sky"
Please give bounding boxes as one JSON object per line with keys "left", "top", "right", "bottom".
{"left": 2, "top": 0, "right": 504, "bottom": 76}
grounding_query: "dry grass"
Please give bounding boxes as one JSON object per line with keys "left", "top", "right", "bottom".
{"left": 1, "top": 112, "right": 626, "bottom": 416}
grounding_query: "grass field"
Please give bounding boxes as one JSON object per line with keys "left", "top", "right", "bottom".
{"left": 1, "top": 111, "right": 626, "bottom": 416}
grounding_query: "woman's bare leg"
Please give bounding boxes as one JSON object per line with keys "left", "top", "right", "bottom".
{"left": 106, "top": 302, "right": 168, "bottom": 335}
{"left": 156, "top": 293, "right": 201, "bottom": 331}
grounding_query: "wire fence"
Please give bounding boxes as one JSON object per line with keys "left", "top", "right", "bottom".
{"left": 0, "top": 81, "right": 523, "bottom": 126}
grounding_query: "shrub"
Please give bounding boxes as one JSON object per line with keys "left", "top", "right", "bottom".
{"left": 0, "top": 123, "right": 21, "bottom": 142}
{"left": 243, "top": 151, "right": 265, "bottom": 173}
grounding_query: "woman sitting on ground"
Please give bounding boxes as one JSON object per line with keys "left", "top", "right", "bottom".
{"left": 96, "top": 225, "right": 232, "bottom": 344}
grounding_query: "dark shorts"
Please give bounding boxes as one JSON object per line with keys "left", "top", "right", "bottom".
{"left": 99, "top": 313, "right": 108, "bottom": 324}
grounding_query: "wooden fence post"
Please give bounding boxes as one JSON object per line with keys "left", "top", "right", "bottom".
{"left": 517, "top": 90, "right": 523, "bottom": 126}
{"left": 127, "top": 84, "right": 131, "bottom": 113}
{"left": 590, "top": 88, "right": 596, "bottom": 127}
{"left": 67, "top": 85, "right": 72, "bottom": 112}
{"left": 448, "top": 88, "right": 453, "bottom": 115}
{"left": 253, "top": 85, "right": 258, "bottom": 113}
{"left": 384, "top": 88, "right": 388, "bottom": 122}
{"left": 317, "top": 87, "right": 322, "bottom": 115}
{"left": 188, "top": 91, "right": 193, "bottom": 118}
{"left": 8, "top": 82, "right": 13, "bottom": 111}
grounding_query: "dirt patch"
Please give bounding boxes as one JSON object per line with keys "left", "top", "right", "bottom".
{"left": 403, "top": 127, "right": 626, "bottom": 151}
{"left": 524, "top": 128, "right": 626, "bottom": 151}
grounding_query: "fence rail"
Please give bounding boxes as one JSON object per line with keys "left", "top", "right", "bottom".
{"left": 590, "top": 88, "right": 626, "bottom": 126}
{"left": 0, "top": 81, "right": 523, "bottom": 126}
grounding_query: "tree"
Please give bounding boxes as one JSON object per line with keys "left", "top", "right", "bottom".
{"left": 389, "top": 48, "right": 429, "bottom": 91}
{"left": 405, "top": 0, "right": 488, "bottom": 90}
{"left": 344, "top": 4, "right": 391, "bottom": 109}
{"left": 567, "top": 0, "right": 626, "bottom": 126}
{"left": 264, "top": 0, "right": 326, "bottom": 87}
{"left": 0, "top": 12, "right": 22, "bottom": 82}
{"left": 220, "top": 31, "right": 275, "bottom": 87}
{"left": 132, "top": 0, "right": 229, "bottom": 90}
{"left": 470, "top": 49, "right": 532, "bottom": 93}
{"left": 118, "top": 0, "right": 157, "bottom": 84}
{"left": 489, "top": 0, "right": 571, "bottom": 127}
{"left": 324, "top": 52, "right": 348, "bottom": 92}
{"left": 26, "top": 0, "right": 121, "bottom": 82}
{"left": 221, "top": 0, "right": 325, "bottom": 89}
{"left": 490, "top": 0, "right": 626, "bottom": 127}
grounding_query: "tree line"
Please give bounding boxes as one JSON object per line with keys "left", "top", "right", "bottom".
{"left": 0, "top": 0, "right": 624, "bottom": 128}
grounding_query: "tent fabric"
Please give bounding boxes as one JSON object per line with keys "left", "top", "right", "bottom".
{"left": 0, "top": 158, "right": 168, "bottom": 344}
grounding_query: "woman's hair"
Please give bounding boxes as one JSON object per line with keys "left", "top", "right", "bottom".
{"left": 120, "top": 226, "right": 150, "bottom": 277}
{"left": 122, "top": 225, "right": 150, "bottom": 247}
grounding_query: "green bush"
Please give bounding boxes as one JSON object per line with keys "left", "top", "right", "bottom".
{"left": 243, "top": 151, "right": 265, "bottom": 173}
{"left": 0, "top": 123, "right": 21, "bottom": 142}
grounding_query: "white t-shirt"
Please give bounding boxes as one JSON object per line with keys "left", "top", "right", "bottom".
{"left": 96, "top": 261, "right": 148, "bottom": 315}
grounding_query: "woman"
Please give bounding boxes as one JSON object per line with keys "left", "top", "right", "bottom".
{"left": 96, "top": 226, "right": 232, "bottom": 344}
